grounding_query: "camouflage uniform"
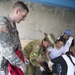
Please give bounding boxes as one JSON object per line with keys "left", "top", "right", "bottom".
{"left": 0, "top": 16, "right": 25, "bottom": 75}
{"left": 23, "top": 40, "right": 48, "bottom": 75}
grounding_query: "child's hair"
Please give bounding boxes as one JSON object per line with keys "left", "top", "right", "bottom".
{"left": 56, "top": 36, "right": 66, "bottom": 44}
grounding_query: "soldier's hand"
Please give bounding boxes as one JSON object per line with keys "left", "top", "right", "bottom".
{"left": 47, "top": 60, "right": 54, "bottom": 71}
{"left": 25, "top": 58, "right": 30, "bottom": 66}
{"left": 40, "top": 66, "right": 45, "bottom": 72}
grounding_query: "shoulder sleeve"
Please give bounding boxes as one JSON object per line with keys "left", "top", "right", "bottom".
{"left": 0, "top": 17, "right": 9, "bottom": 33}
{"left": 0, "top": 17, "right": 10, "bottom": 41}
{"left": 47, "top": 47, "right": 52, "bottom": 52}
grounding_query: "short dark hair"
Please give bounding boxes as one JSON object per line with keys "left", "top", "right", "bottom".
{"left": 57, "top": 36, "right": 66, "bottom": 45}
{"left": 13, "top": 1, "right": 29, "bottom": 12}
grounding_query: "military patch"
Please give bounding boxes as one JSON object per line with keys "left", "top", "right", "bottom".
{"left": 1, "top": 26, "right": 8, "bottom": 33}
{"left": 33, "top": 52, "right": 37, "bottom": 56}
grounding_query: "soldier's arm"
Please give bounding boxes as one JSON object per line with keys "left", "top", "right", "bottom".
{"left": 0, "top": 17, "right": 25, "bottom": 68}
{"left": 1, "top": 43, "right": 25, "bottom": 67}
{"left": 45, "top": 50, "right": 51, "bottom": 61}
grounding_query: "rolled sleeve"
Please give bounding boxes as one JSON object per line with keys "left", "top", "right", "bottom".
{"left": 0, "top": 42, "right": 25, "bottom": 68}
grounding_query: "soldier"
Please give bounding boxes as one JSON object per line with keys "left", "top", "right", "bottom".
{"left": 0, "top": 1, "right": 29, "bottom": 75}
{"left": 23, "top": 33, "right": 56, "bottom": 75}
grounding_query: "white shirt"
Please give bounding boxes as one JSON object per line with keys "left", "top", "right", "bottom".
{"left": 58, "top": 36, "right": 73, "bottom": 53}
{"left": 64, "top": 36, "right": 73, "bottom": 53}
{"left": 62, "top": 55, "right": 75, "bottom": 75}
{"left": 47, "top": 46, "right": 65, "bottom": 59}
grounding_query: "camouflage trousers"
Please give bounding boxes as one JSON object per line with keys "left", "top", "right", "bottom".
{"left": 25, "top": 63, "right": 42, "bottom": 75}
{"left": 0, "top": 70, "right": 5, "bottom": 75}
{"left": 25, "top": 63, "right": 37, "bottom": 75}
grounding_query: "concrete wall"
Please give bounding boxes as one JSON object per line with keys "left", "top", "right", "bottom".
{"left": 0, "top": 0, "right": 75, "bottom": 40}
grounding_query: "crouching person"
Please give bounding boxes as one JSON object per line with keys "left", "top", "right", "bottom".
{"left": 23, "top": 33, "right": 56, "bottom": 75}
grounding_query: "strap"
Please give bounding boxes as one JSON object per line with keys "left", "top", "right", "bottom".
{"left": 1, "top": 57, "right": 8, "bottom": 68}
{"left": 67, "top": 55, "right": 75, "bottom": 65}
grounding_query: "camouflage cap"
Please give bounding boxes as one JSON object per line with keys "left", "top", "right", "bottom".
{"left": 44, "top": 33, "right": 56, "bottom": 45}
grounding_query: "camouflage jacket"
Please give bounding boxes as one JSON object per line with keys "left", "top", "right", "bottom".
{"left": 0, "top": 16, "right": 25, "bottom": 69}
{"left": 23, "top": 40, "right": 48, "bottom": 67}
